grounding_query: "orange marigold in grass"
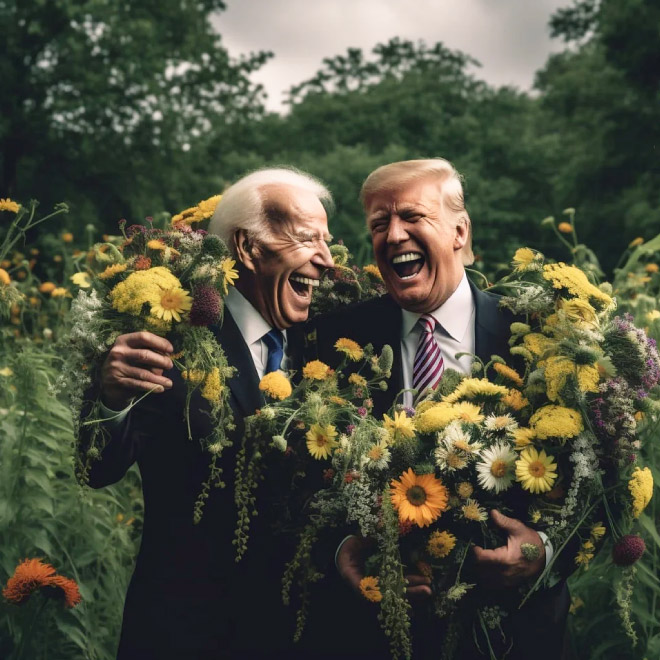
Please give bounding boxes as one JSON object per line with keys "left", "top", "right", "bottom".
{"left": 391, "top": 469, "right": 449, "bottom": 528}
{"left": 557, "top": 222, "right": 573, "bottom": 234}
{"left": 39, "top": 282, "right": 56, "bottom": 294}
{"left": 2, "top": 558, "right": 81, "bottom": 608}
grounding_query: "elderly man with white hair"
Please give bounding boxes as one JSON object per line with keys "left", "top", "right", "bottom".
{"left": 84, "top": 167, "right": 334, "bottom": 659}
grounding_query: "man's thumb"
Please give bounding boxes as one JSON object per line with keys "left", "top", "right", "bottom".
{"left": 490, "top": 509, "right": 522, "bottom": 534}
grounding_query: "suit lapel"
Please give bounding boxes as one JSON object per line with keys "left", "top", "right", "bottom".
{"left": 471, "top": 280, "right": 508, "bottom": 366}
{"left": 211, "top": 310, "right": 264, "bottom": 418}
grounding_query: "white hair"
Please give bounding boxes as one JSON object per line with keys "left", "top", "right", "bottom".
{"left": 208, "top": 167, "right": 332, "bottom": 254}
{"left": 360, "top": 158, "right": 474, "bottom": 265}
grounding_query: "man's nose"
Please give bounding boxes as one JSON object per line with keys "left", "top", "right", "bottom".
{"left": 386, "top": 216, "right": 408, "bottom": 244}
{"left": 314, "top": 240, "right": 334, "bottom": 270}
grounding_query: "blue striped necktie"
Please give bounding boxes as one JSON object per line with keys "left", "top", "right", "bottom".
{"left": 262, "top": 329, "right": 284, "bottom": 374}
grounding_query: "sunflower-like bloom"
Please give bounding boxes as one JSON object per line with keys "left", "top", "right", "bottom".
{"left": 427, "top": 530, "right": 456, "bottom": 558}
{"left": 151, "top": 287, "right": 193, "bottom": 322}
{"left": 259, "top": 371, "right": 292, "bottom": 400}
{"left": 390, "top": 469, "right": 449, "bottom": 528}
{"left": 443, "top": 378, "right": 508, "bottom": 404}
{"left": 516, "top": 447, "right": 558, "bottom": 494}
{"left": 305, "top": 423, "right": 338, "bottom": 460}
{"left": 219, "top": 258, "right": 239, "bottom": 295}
{"left": 628, "top": 467, "right": 653, "bottom": 518}
{"left": 543, "top": 263, "right": 615, "bottom": 312}
{"left": 511, "top": 247, "right": 536, "bottom": 271}
{"left": 0, "top": 198, "right": 20, "bottom": 213}
{"left": 334, "top": 338, "right": 364, "bottom": 361}
{"left": 529, "top": 405, "right": 583, "bottom": 441}
{"left": 359, "top": 576, "right": 382, "bottom": 603}
{"left": 383, "top": 410, "right": 415, "bottom": 443}
{"left": 302, "top": 360, "right": 333, "bottom": 381}
{"left": 2, "top": 558, "right": 81, "bottom": 608}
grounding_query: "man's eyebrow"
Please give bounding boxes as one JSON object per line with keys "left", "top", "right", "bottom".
{"left": 295, "top": 229, "right": 333, "bottom": 241}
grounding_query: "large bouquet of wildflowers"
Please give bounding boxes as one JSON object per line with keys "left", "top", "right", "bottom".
{"left": 61, "top": 197, "right": 239, "bottom": 520}
{"left": 249, "top": 248, "right": 659, "bottom": 659}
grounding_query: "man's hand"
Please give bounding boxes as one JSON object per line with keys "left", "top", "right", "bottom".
{"left": 101, "top": 332, "right": 174, "bottom": 410}
{"left": 472, "top": 510, "right": 545, "bottom": 589}
{"left": 336, "top": 535, "right": 431, "bottom": 602}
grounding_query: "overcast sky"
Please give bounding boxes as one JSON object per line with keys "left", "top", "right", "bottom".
{"left": 215, "top": 0, "right": 568, "bottom": 113}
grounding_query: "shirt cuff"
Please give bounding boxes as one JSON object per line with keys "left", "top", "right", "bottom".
{"left": 537, "top": 531, "right": 554, "bottom": 569}
{"left": 335, "top": 535, "right": 357, "bottom": 570}
{"left": 98, "top": 400, "right": 130, "bottom": 428}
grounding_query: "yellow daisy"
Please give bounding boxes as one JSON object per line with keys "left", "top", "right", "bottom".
{"left": 512, "top": 247, "right": 536, "bottom": 271}
{"left": 516, "top": 447, "right": 558, "bottom": 494}
{"left": 305, "top": 423, "right": 338, "bottom": 460}
{"left": 390, "top": 469, "right": 449, "bottom": 528}
{"left": 220, "top": 258, "right": 239, "bottom": 294}
{"left": 427, "top": 530, "right": 456, "bottom": 558}
{"left": 383, "top": 410, "right": 416, "bottom": 443}
{"left": 359, "top": 576, "right": 382, "bottom": 603}
{"left": 456, "top": 482, "right": 474, "bottom": 499}
{"left": 0, "top": 198, "right": 20, "bottom": 213}
{"left": 349, "top": 373, "right": 367, "bottom": 387}
{"left": 150, "top": 287, "right": 192, "bottom": 322}
{"left": 461, "top": 498, "right": 488, "bottom": 522}
{"left": 334, "top": 338, "right": 364, "bottom": 361}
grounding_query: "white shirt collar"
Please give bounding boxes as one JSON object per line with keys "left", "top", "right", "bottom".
{"left": 225, "top": 286, "right": 276, "bottom": 347}
{"left": 401, "top": 272, "right": 474, "bottom": 341}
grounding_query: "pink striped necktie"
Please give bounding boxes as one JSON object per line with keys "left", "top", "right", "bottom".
{"left": 412, "top": 314, "right": 444, "bottom": 394}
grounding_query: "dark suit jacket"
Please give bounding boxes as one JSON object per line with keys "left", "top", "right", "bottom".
{"left": 305, "top": 280, "right": 570, "bottom": 660}
{"left": 82, "top": 311, "right": 311, "bottom": 659}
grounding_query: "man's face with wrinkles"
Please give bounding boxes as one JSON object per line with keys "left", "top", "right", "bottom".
{"left": 245, "top": 184, "right": 333, "bottom": 329}
{"left": 366, "top": 177, "right": 468, "bottom": 314}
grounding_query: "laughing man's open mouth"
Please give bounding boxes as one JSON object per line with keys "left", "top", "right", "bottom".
{"left": 391, "top": 252, "right": 425, "bottom": 280}
{"left": 289, "top": 273, "right": 320, "bottom": 297}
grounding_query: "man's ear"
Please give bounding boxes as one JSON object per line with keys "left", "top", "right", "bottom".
{"left": 453, "top": 217, "right": 469, "bottom": 251}
{"left": 233, "top": 229, "right": 257, "bottom": 273}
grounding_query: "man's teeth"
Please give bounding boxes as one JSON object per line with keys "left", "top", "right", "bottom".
{"left": 290, "top": 275, "right": 320, "bottom": 287}
{"left": 391, "top": 253, "right": 422, "bottom": 264}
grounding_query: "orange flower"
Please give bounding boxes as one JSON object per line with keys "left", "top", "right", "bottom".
{"left": 39, "top": 282, "right": 56, "bottom": 294}
{"left": 0, "top": 268, "right": 10, "bottom": 286}
{"left": 61, "top": 232, "right": 74, "bottom": 243}
{"left": 2, "top": 558, "right": 81, "bottom": 608}
{"left": 557, "top": 222, "right": 573, "bottom": 234}
{"left": 390, "top": 469, "right": 449, "bottom": 527}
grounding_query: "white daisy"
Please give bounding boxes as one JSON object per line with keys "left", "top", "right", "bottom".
{"left": 442, "top": 421, "right": 483, "bottom": 455}
{"left": 483, "top": 413, "right": 519, "bottom": 434}
{"left": 476, "top": 442, "right": 518, "bottom": 493}
{"left": 361, "top": 439, "right": 391, "bottom": 471}
{"left": 434, "top": 436, "right": 469, "bottom": 473}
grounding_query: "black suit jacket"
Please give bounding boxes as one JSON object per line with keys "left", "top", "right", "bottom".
{"left": 83, "top": 311, "right": 310, "bottom": 659}
{"left": 305, "top": 280, "right": 570, "bottom": 660}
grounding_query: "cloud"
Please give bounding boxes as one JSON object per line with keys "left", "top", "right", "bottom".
{"left": 214, "top": 0, "right": 567, "bottom": 112}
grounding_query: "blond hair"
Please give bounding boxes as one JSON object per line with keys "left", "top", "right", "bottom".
{"left": 360, "top": 158, "right": 473, "bottom": 265}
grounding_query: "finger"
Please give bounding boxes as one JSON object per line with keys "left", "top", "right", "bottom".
{"left": 472, "top": 545, "right": 509, "bottom": 565}
{"left": 123, "top": 347, "right": 174, "bottom": 371}
{"left": 118, "top": 365, "right": 173, "bottom": 389}
{"left": 404, "top": 575, "right": 431, "bottom": 587}
{"left": 115, "top": 378, "right": 166, "bottom": 394}
{"left": 123, "top": 331, "right": 174, "bottom": 355}
{"left": 490, "top": 509, "right": 523, "bottom": 535}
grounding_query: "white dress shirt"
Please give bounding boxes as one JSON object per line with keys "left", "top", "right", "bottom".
{"left": 400, "top": 272, "right": 475, "bottom": 407}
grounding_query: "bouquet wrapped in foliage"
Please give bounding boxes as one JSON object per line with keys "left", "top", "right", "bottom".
{"left": 243, "top": 249, "right": 659, "bottom": 659}
{"left": 61, "top": 200, "right": 239, "bottom": 518}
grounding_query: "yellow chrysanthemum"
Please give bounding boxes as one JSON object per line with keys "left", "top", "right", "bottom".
{"left": 529, "top": 405, "right": 583, "bottom": 441}
{"left": 147, "top": 239, "right": 167, "bottom": 251}
{"left": 543, "top": 263, "right": 614, "bottom": 312}
{"left": 0, "top": 198, "right": 20, "bottom": 213}
{"left": 305, "top": 423, "right": 338, "bottom": 460}
{"left": 414, "top": 403, "right": 460, "bottom": 433}
{"left": 259, "top": 371, "right": 292, "bottom": 400}
{"left": 150, "top": 287, "right": 192, "bottom": 322}
{"left": 453, "top": 401, "right": 485, "bottom": 424}
{"left": 363, "top": 264, "right": 383, "bottom": 280}
{"left": 443, "top": 378, "right": 508, "bottom": 404}
{"left": 559, "top": 298, "right": 599, "bottom": 327}
{"left": 628, "top": 467, "right": 653, "bottom": 518}
{"left": 201, "top": 368, "right": 223, "bottom": 402}
{"left": 220, "top": 258, "right": 238, "bottom": 295}
{"left": 512, "top": 427, "right": 536, "bottom": 449}
{"left": 523, "top": 333, "right": 557, "bottom": 358}
{"left": 456, "top": 482, "right": 474, "bottom": 499}
{"left": 461, "top": 498, "right": 488, "bottom": 522}
{"left": 302, "top": 360, "right": 333, "bottom": 381}
{"left": 359, "top": 576, "right": 382, "bottom": 603}
{"left": 545, "top": 356, "right": 599, "bottom": 403}
{"left": 390, "top": 469, "right": 449, "bottom": 528}
{"left": 516, "top": 447, "right": 558, "bottom": 494}
{"left": 502, "top": 388, "right": 529, "bottom": 411}
{"left": 427, "top": 530, "right": 456, "bottom": 558}
{"left": 98, "top": 263, "right": 128, "bottom": 280}
{"left": 512, "top": 247, "right": 536, "bottom": 271}
{"left": 171, "top": 194, "right": 222, "bottom": 226}
{"left": 348, "top": 373, "right": 367, "bottom": 387}
{"left": 110, "top": 267, "right": 182, "bottom": 316}
{"left": 70, "top": 272, "right": 91, "bottom": 288}
{"left": 493, "top": 362, "right": 523, "bottom": 387}
{"left": 383, "top": 410, "right": 416, "bottom": 443}
{"left": 0, "top": 268, "right": 10, "bottom": 286}
{"left": 50, "top": 287, "right": 69, "bottom": 298}
{"left": 334, "top": 338, "right": 364, "bottom": 361}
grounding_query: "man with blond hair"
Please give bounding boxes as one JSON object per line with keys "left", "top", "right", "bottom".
{"left": 311, "top": 159, "right": 569, "bottom": 659}
{"left": 83, "top": 167, "right": 334, "bottom": 658}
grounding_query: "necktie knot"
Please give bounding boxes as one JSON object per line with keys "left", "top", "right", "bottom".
{"left": 418, "top": 314, "right": 436, "bottom": 335}
{"left": 262, "top": 329, "right": 284, "bottom": 374}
